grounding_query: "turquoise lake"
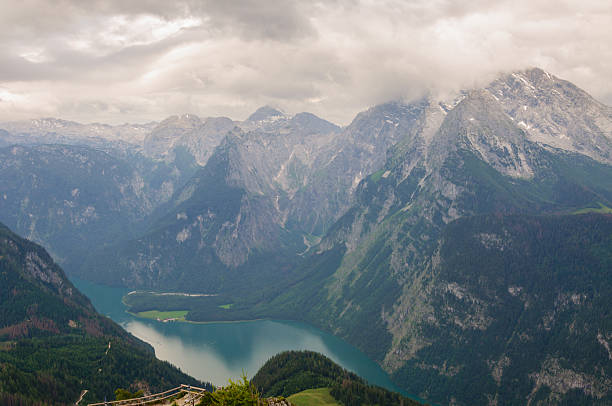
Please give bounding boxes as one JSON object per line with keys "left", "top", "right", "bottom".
{"left": 72, "top": 278, "right": 406, "bottom": 394}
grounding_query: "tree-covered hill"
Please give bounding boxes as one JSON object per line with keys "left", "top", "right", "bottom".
{"left": 252, "top": 351, "right": 427, "bottom": 406}
{"left": 0, "top": 223, "right": 209, "bottom": 405}
{"left": 391, "top": 213, "right": 612, "bottom": 405}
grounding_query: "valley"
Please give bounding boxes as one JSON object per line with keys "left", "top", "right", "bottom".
{"left": 73, "top": 277, "right": 406, "bottom": 394}
{"left": 1, "top": 67, "right": 611, "bottom": 405}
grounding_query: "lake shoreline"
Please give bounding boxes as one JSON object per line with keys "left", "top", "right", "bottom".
{"left": 127, "top": 310, "right": 268, "bottom": 325}
{"left": 71, "top": 277, "right": 410, "bottom": 397}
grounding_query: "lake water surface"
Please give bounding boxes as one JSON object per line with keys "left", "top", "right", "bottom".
{"left": 72, "top": 278, "right": 406, "bottom": 394}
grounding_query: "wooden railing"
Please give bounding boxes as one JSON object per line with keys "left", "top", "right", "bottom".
{"left": 87, "top": 384, "right": 208, "bottom": 406}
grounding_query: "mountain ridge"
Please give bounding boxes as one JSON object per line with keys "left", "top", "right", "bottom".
{"left": 1, "top": 67, "right": 611, "bottom": 405}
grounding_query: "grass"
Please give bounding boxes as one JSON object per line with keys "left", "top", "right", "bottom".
{"left": 304, "top": 233, "right": 322, "bottom": 246}
{"left": 218, "top": 303, "right": 234, "bottom": 309}
{"left": 370, "top": 169, "right": 385, "bottom": 182}
{"left": 134, "top": 310, "right": 189, "bottom": 321}
{"left": 573, "top": 202, "right": 612, "bottom": 215}
{"left": 287, "top": 388, "right": 340, "bottom": 406}
{"left": 0, "top": 341, "right": 16, "bottom": 351}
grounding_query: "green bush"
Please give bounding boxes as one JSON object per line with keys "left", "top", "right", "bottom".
{"left": 114, "top": 388, "right": 143, "bottom": 400}
{"left": 199, "top": 375, "right": 260, "bottom": 406}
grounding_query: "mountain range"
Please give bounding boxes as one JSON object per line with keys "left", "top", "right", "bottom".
{"left": 1, "top": 67, "right": 611, "bottom": 405}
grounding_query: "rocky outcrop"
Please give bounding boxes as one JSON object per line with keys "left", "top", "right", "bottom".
{"left": 487, "top": 68, "right": 612, "bottom": 164}
{"left": 263, "top": 397, "right": 294, "bottom": 406}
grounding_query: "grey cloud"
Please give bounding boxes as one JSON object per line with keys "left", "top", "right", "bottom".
{"left": 194, "top": 0, "right": 315, "bottom": 41}
{"left": 0, "top": 0, "right": 313, "bottom": 42}
{"left": 0, "top": 0, "right": 610, "bottom": 125}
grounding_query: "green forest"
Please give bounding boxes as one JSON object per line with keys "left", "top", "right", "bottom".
{"left": 0, "top": 222, "right": 211, "bottom": 405}
{"left": 392, "top": 213, "right": 612, "bottom": 405}
{"left": 251, "top": 351, "right": 427, "bottom": 406}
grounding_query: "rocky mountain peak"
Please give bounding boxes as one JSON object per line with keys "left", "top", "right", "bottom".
{"left": 349, "top": 100, "right": 420, "bottom": 127}
{"left": 521, "top": 67, "right": 557, "bottom": 85}
{"left": 0, "top": 118, "right": 81, "bottom": 135}
{"left": 247, "top": 106, "right": 286, "bottom": 122}
{"left": 451, "top": 89, "right": 518, "bottom": 129}
{"left": 202, "top": 116, "right": 235, "bottom": 131}
{"left": 144, "top": 114, "right": 204, "bottom": 157}
{"left": 290, "top": 112, "right": 340, "bottom": 135}
{"left": 156, "top": 113, "right": 202, "bottom": 129}
{"left": 343, "top": 99, "right": 432, "bottom": 153}
{"left": 0, "top": 118, "right": 155, "bottom": 148}
{"left": 487, "top": 67, "right": 612, "bottom": 164}
{"left": 30, "top": 117, "right": 79, "bottom": 129}
{"left": 429, "top": 88, "right": 534, "bottom": 178}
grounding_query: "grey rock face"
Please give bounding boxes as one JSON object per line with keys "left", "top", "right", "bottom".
{"left": 143, "top": 114, "right": 236, "bottom": 165}
{"left": 247, "top": 105, "right": 286, "bottom": 122}
{"left": 100, "top": 111, "right": 343, "bottom": 288}
{"left": 290, "top": 99, "right": 432, "bottom": 234}
{"left": 429, "top": 89, "right": 535, "bottom": 178}
{"left": 487, "top": 67, "right": 612, "bottom": 164}
{"left": 114, "top": 100, "right": 439, "bottom": 287}
{"left": 0, "top": 144, "right": 198, "bottom": 265}
{"left": 0, "top": 117, "right": 156, "bottom": 150}
{"left": 184, "top": 117, "right": 236, "bottom": 165}
{"left": 144, "top": 114, "right": 203, "bottom": 157}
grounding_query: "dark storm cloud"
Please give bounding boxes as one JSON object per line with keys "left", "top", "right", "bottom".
{"left": 0, "top": 0, "right": 610, "bottom": 124}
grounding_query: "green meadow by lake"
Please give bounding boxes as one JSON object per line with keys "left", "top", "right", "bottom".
{"left": 72, "top": 278, "right": 406, "bottom": 394}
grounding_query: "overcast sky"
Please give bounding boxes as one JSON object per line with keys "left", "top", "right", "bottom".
{"left": 0, "top": 0, "right": 611, "bottom": 125}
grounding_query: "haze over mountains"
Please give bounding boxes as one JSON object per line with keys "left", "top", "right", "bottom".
{"left": 1, "top": 68, "right": 611, "bottom": 405}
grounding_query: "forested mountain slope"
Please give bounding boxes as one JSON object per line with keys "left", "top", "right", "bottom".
{"left": 392, "top": 213, "right": 612, "bottom": 405}
{"left": 0, "top": 223, "right": 205, "bottom": 405}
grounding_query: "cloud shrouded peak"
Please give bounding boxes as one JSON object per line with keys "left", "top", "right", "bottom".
{"left": 247, "top": 106, "right": 285, "bottom": 122}
{"left": 0, "top": 0, "right": 611, "bottom": 125}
